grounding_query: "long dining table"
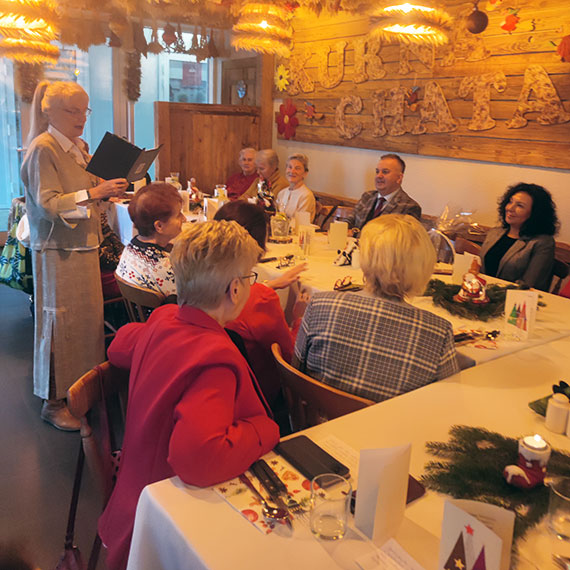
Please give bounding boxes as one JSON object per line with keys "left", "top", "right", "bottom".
{"left": 125, "top": 336, "right": 570, "bottom": 570}
{"left": 257, "top": 232, "right": 570, "bottom": 368}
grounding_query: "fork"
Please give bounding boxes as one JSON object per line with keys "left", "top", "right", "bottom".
{"left": 553, "top": 554, "right": 570, "bottom": 570}
{"left": 250, "top": 460, "right": 308, "bottom": 518}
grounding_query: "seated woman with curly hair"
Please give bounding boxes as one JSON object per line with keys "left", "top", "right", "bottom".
{"left": 479, "top": 182, "right": 559, "bottom": 291}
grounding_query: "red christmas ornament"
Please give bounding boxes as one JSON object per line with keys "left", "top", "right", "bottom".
{"left": 557, "top": 35, "right": 570, "bottom": 62}
{"left": 276, "top": 99, "right": 299, "bottom": 140}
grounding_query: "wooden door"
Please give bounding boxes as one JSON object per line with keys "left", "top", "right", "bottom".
{"left": 154, "top": 102, "right": 261, "bottom": 194}
{"left": 221, "top": 57, "right": 259, "bottom": 106}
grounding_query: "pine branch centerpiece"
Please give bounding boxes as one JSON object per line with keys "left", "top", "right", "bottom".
{"left": 422, "top": 425, "right": 570, "bottom": 541}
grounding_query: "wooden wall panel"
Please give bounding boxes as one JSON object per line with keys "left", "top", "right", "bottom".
{"left": 154, "top": 102, "right": 261, "bottom": 193}
{"left": 274, "top": 1, "right": 570, "bottom": 169}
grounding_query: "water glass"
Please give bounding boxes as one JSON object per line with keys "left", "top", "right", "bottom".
{"left": 310, "top": 473, "right": 351, "bottom": 540}
{"left": 549, "top": 477, "right": 570, "bottom": 539}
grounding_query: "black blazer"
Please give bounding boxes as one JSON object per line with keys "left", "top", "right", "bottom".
{"left": 479, "top": 226, "right": 555, "bottom": 291}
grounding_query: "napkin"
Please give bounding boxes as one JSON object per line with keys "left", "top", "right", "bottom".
{"left": 354, "top": 444, "right": 411, "bottom": 545}
{"left": 214, "top": 452, "right": 311, "bottom": 535}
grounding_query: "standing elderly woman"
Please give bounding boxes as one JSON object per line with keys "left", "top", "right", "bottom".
{"left": 295, "top": 214, "right": 459, "bottom": 403}
{"left": 479, "top": 183, "right": 558, "bottom": 291}
{"left": 115, "top": 182, "right": 184, "bottom": 299}
{"left": 275, "top": 153, "right": 316, "bottom": 222}
{"left": 99, "top": 220, "right": 279, "bottom": 570}
{"left": 21, "top": 81, "right": 128, "bottom": 430}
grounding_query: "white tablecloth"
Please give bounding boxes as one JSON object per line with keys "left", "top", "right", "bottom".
{"left": 259, "top": 233, "right": 570, "bottom": 367}
{"left": 126, "top": 337, "right": 570, "bottom": 570}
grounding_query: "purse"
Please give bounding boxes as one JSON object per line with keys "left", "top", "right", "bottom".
{"left": 0, "top": 201, "right": 33, "bottom": 294}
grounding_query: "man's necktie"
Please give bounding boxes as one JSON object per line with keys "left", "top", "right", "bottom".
{"left": 372, "top": 196, "right": 386, "bottom": 219}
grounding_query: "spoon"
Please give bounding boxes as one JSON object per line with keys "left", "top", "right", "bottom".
{"left": 239, "top": 473, "right": 291, "bottom": 527}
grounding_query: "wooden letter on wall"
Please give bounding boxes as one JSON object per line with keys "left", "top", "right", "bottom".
{"left": 459, "top": 72, "right": 507, "bottom": 131}
{"left": 506, "top": 65, "right": 570, "bottom": 129}
{"left": 353, "top": 37, "right": 386, "bottom": 83}
{"left": 336, "top": 95, "right": 363, "bottom": 139}
{"left": 411, "top": 81, "right": 458, "bottom": 134}
{"left": 398, "top": 44, "right": 434, "bottom": 75}
{"left": 287, "top": 49, "right": 314, "bottom": 95}
{"left": 317, "top": 41, "right": 347, "bottom": 89}
{"left": 372, "top": 87, "right": 407, "bottom": 136}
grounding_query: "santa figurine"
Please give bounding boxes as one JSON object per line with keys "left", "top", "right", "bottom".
{"left": 453, "top": 258, "right": 489, "bottom": 304}
{"left": 503, "top": 435, "right": 551, "bottom": 490}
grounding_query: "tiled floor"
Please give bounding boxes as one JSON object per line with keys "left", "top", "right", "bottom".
{"left": 0, "top": 286, "right": 102, "bottom": 569}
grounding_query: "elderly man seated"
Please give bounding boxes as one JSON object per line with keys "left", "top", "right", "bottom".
{"left": 226, "top": 147, "right": 258, "bottom": 200}
{"left": 347, "top": 154, "right": 421, "bottom": 230}
{"left": 99, "top": 220, "right": 279, "bottom": 570}
{"left": 294, "top": 214, "right": 459, "bottom": 403}
{"left": 241, "top": 149, "right": 289, "bottom": 201}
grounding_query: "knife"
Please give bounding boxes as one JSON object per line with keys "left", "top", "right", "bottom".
{"left": 250, "top": 460, "right": 288, "bottom": 500}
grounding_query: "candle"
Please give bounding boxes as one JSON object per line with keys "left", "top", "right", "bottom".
{"left": 522, "top": 434, "right": 548, "bottom": 450}
{"left": 504, "top": 434, "right": 551, "bottom": 489}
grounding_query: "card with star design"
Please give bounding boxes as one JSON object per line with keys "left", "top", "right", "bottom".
{"left": 438, "top": 499, "right": 514, "bottom": 570}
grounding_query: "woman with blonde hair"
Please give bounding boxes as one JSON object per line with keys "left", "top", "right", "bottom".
{"left": 275, "top": 152, "right": 316, "bottom": 221}
{"left": 295, "top": 214, "right": 459, "bottom": 402}
{"left": 21, "top": 81, "right": 128, "bottom": 430}
{"left": 99, "top": 220, "right": 279, "bottom": 570}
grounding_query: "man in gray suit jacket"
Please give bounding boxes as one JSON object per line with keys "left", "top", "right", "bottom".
{"left": 347, "top": 154, "right": 422, "bottom": 230}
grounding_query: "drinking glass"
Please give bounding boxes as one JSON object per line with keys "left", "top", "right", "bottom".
{"left": 310, "top": 473, "right": 351, "bottom": 540}
{"left": 549, "top": 477, "right": 570, "bottom": 539}
{"left": 270, "top": 215, "right": 290, "bottom": 240}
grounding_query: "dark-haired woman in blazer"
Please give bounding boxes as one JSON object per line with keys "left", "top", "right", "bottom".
{"left": 479, "top": 183, "right": 559, "bottom": 291}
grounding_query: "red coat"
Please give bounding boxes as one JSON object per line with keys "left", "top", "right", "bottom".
{"left": 98, "top": 304, "right": 279, "bottom": 570}
{"left": 227, "top": 283, "right": 297, "bottom": 404}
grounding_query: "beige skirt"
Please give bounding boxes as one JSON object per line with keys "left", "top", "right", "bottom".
{"left": 32, "top": 249, "right": 105, "bottom": 400}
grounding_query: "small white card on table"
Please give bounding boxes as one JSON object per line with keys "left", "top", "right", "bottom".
{"left": 438, "top": 500, "right": 514, "bottom": 570}
{"left": 504, "top": 289, "right": 538, "bottom": 340}
{"left": 354, "top": 444, "right": 411, "bottom": 545}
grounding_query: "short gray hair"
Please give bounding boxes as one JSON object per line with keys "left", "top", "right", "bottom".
{"left": 287, "top": 152, "right": 309, "bottom": 172}
{"left": 240, "top": 147, "right": 257, "bottom": 158}
{"left": 170, "top": 220, "right": 262, "bottom": 310}
{"left": 256, "top": 149, "right": 279, "bottom": 170}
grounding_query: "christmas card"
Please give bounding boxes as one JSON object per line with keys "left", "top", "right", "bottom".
{"left": 355, "top": 444, "right": 411, "bottom": 545}
{"left": 438, "top": 500, "right": 514, "bottom": 570}
{"left": 504, "top": 290, "right": 538, "bottom": 340}
{"left": 452, "top": 253, "right": 480, "bottom": 285}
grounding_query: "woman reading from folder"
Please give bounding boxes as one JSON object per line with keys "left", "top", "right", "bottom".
{"left": 21, "top": 81, "right": 128, "bottom": 430}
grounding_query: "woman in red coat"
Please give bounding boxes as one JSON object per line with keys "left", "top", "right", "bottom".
{"left": 98, "top": 220, "right": 280, "bottom": 570}
{"left": 215, "top": 201, "right": 307, "bottom": 405}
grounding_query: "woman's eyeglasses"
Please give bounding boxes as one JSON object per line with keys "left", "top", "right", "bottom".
{"left": 63, "top": 107, "right": 92, "bottom": 117}
{"left": 226, "top": 272, "right": 258, "bottom": 292}
{"left": 240, "top": 272, "right": 258, "bottom": 286}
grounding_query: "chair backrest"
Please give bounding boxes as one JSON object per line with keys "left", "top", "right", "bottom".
{"left": 67, "top": 361, "right": 130, "bottom": 504}
{"left": 333, "top": 206, "right": 354, "bottom": 223}
{"left": 428, "top": 228, "right": 455, "bottom": 264}
{"left": 551, "top": 258, "right": 569, "bottom": 295}
{"left": 454, "top": 236, "right": 482, "bottom": 256}
{"left": 271, "top": 343, "right": 374, "bottom": 432}
{"left": 115, "top": 273, "right": 165, "bottom": 322}
{"left": 314, "top": 202, "right": 337, "bottom": 231}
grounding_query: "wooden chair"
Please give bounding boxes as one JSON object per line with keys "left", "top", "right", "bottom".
{"left": 314, "top": 202, "right": 337, "bottom": 231}
{"left": 551, "top": 259, "right": 569, "bottom": 295}
{"left": 271, "top": 343, "right": 374, "bottom": 432}
{"left": 454, "top": 236, "right": 482, "bottom": 256}
{"left": 333, "top": 205, "right": 354, "bottom": 224}
{"left": 60, "top": 362, "right": 130, "bottom": 570}
{"left": 115, "top": 273, "right": 165, "bottom": 322}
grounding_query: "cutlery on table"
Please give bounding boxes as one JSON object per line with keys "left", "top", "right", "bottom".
{"left": 250, "top": 460, "right": 307, "bottom": 516}
{"left": 238, "top": 473, "right": 292, "bottom": 528}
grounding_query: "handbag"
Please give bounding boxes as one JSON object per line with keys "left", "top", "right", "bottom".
{"left": 0, "top": 200, "right": 33, "bottom": 294}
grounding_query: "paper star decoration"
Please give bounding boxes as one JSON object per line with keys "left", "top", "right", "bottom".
{"left": 465, "top": 524, "right": 474, "bottom": 535}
